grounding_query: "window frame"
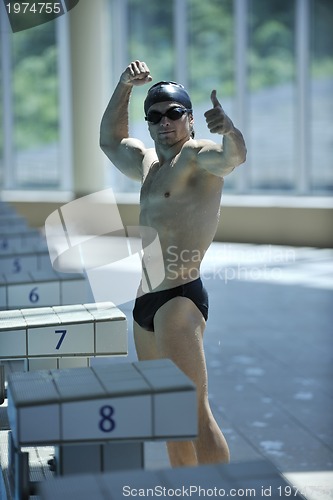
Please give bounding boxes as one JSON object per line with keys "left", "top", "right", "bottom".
{"left": 0, "top": 4, "right": 73, "bottom": 195}
{"left": 110, "top": 0, "right": 325, "bottom": 196}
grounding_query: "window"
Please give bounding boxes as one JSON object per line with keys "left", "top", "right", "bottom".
{"left": 187, "top": 0, "right": 237, "bottom": 191}
{"left": 108, "top": 0, "right": 333, "bottom": 195}
{"left": 0, "top": 8, "right": 71, "bottom": 193}
{"left": 310, "top": 0, "right": 333, "bottom": 193}
{"left": 108, "top": 0, "right": 175, "bottom": 192}
{"left": 2, "top": 1, "right": 331, "bottom": 196}
{"left": 247, "top": 0, "right": 296, "bottom": 192}
{"left": 12, "top": 24, "right": 60, "bottom": 189}
{"left": 0, "top": 37, "right": 3, "bottom": 188}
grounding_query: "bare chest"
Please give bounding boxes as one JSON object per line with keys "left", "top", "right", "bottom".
{"left": 141, "top": 160, "right": 187, "bottom": 200}
{"left": 139, "top": 159, "right": 223, "bottom": 232}
{"left": 140, "top": 159, "right": 198, "bottom": 224}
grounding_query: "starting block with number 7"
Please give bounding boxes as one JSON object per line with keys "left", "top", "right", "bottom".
{"left": 0, "top": 302, "right": 127, "bottom": 402}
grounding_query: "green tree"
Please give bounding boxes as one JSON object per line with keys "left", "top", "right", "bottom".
{"left": 10, "top": 23, "right": 58, "bottom": 150}
{"left": 13, "top": 44, "right": 59, "bottom": 149}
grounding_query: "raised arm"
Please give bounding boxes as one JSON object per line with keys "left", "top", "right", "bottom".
{"left": 195, "top": 90, "right": 247, "bottom": 177}
{"left": 100, "top": 61, "right": 152, "bottom": 181}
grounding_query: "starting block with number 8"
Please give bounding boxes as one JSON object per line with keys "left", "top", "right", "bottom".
{"left": 7, "top": 359, "right": 196, "bottom": 446}
{"left": 5, "top": 359, "right": 197, "bottom": 499}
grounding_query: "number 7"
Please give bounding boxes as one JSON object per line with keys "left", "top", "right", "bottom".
{"left": 55, "top": 329, "right": 67, "bottom": 350}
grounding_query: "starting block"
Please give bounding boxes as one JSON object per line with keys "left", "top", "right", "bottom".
{"left": 0, "top": 202, "right": 15, "bottom": 215}
{"left": 0, "top": 302, "right": 127, "bottom": 402}
{"left": 5, "top": 359, "right": 196, "bottom": 499}
{"left": 0, "top": 228, "right": 42, "bottom": 253}
{"left": 0, "top": 214, "right": 27, "bottom": 232}
{"left": 0, "top": 269, "right": 87, "bottom": 310}
{"left": 0, "top": 203, "right": 46, "bottom": 253}
{"left": 0, "top": 243, "right": 50, "bottom": 275}
{"left": 7, "top": 359, "right": 196, "bottom": 446}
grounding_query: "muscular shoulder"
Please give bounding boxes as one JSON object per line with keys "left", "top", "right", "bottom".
{"left": 180, "top": 138, "right": 224, "bottom": 179}
{"left": 181, "top": 138, "right": 232, "bottom": 179}
{"left": 182, "top": 138, "right": 222, "bottom": 155}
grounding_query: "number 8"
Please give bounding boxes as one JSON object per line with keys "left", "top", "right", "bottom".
{"left": 99, "top": 405, "right": 116, "bottom": 432}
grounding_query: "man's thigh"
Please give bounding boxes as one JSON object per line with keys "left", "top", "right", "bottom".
{"left": 133, "top": 320, "right": 159, "bottom": 361}
{"left": 153, "top": 296, "right": 208, "bottom": 393}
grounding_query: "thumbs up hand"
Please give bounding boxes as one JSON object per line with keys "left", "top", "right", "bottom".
{"left": 210, "top": 89, "right": 221, "bottom": 108}
{"left": 204, "top": 90, "right": 233, "bottom": 135}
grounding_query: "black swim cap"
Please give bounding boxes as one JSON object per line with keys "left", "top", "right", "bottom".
{"left": 144, "top": 81, "right": 192, "bottom": 115}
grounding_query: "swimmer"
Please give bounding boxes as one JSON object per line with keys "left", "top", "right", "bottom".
{"left": 100, "top": 60, "right": 246, "bottom": 467}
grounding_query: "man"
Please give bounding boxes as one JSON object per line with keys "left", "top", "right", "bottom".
{"left": 100, "top": 60, "right": 246, "bottom": 467}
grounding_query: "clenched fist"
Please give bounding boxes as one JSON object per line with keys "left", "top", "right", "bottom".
{"left": 120, "top": 60, "right": 152, "bottom": 87}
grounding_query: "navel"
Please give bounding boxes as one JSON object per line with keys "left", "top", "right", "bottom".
{"left": 164, "top": 191, "right": 170, "bottom": 198}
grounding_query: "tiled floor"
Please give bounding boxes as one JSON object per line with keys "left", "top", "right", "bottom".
{"left": 1, "top": 243, "right": 333, "bottom": 499}
{"left": 203, "top": 243, "right": 333, "bottom": 470}
{"left": 123, "top": 243, "right": 333, "bottom": 497}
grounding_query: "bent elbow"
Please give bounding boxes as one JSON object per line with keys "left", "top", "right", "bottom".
{"left": 99, "top": 137, "right": 106, "bottom": 152}
{"left": 99, "top": 123, "right": 118, "bottom": 155}
{"left": 236, "top": 146, "right": 247, "bottom": 167}
{"left": 224, "top": 149, "right": 246, "bottom": 176}
{"left": 100, "top": 138, "right": 110, "bottom": 154}
{"left": 240, "top": 151, "right": 247, "bottom": 166}
{"left": 100, "top": 141, "right": 111, "bottom": 159}
{"left": 243, "top": 144, "right": 248, "bottom": 163}
{"left": 100, "top": 134, "right": 118, "bottom": 159}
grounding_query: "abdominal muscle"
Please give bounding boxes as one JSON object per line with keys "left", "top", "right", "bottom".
{"left": 141, "top": 242, "right": 204, "bottom": 293}
{"left": 138, "top": 153, "right": 223, "bottom": 293}
{"left": 139, "top": 200, "right": 219, "bottom": 293}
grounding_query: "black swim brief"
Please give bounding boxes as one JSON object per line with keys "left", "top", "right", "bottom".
{"left": 133, "top": 277, "right": 208, "bottom": 332}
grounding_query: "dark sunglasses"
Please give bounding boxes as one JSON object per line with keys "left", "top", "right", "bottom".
{"left": 145, "top": 106, "right": 191, "bottom": 124}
